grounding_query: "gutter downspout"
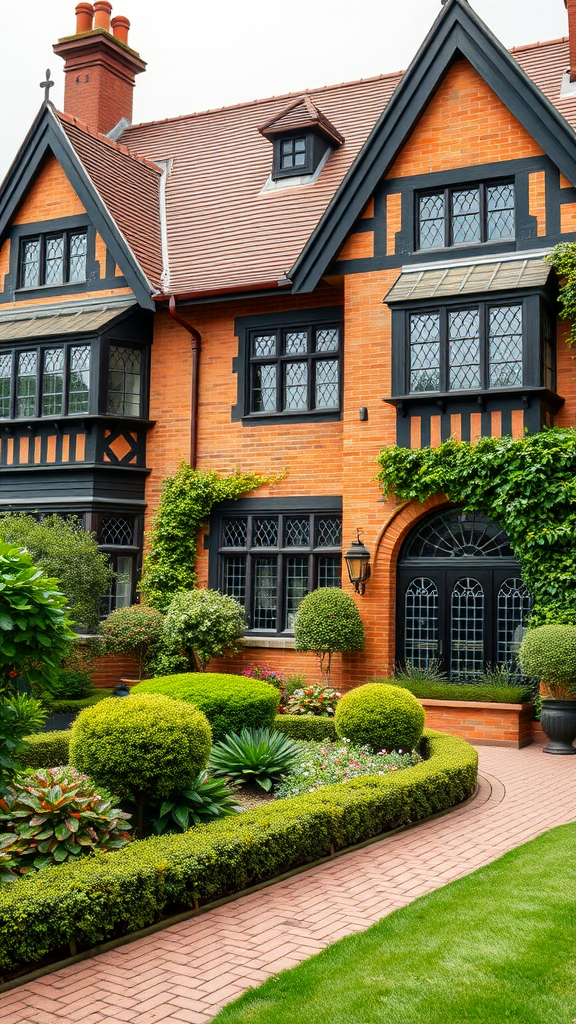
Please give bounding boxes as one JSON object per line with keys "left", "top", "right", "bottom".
{"left": 168, "top": 296, "right": 201, "bottom": 469}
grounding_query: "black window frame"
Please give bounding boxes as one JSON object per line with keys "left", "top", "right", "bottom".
{"left": 272, "top": 134, "right": 314, "bottom": 180}
{"left": 416, "top": 179, "right": 516, "bottom": 252}
{"left": 217, "top": 510, "right": 342, "bottom": 635}
{"left": 18, "top": 228, "right": 89, "bottom": 289}
{"left": 0, "top": 339, "right": 95, "bottom": 421}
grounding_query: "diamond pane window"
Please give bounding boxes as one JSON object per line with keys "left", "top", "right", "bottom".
{"left": 42, "top": 348, "right": 64, "bottom": 415}
{"left": 22, "top": 239, "right": 40, "bottom": 288}
{"left": 286, "top": 557, "right": 309, "bottom": 629}
{"left": 223, "top": 556, "right": 246, "bottom": 606}
{"left": 45, "top": 237, "right": 65, "bottom": 285}
{"left": 451, "top": 188, "right": 481, "bottom": 245}
{"left": 0, "top": 354, "right": 11, "bottom": 419}
{"left": 108, "top": 346, "right": 142, "bottom": 416}
{"left": 449, "top": 310, "right": 480, "bottom": 390}
{"left": 489, "top": 305, "right": 523, "bottom": 388}
{"left": 283, "top": 362, "right": 308, "bottom": 410}
{"left": 69, "top": 346, "right": 90, "bottom": 414}
{"left": 17, "top": 351, "right": 37, "bottom": 418}
{"left": 487, "top": 184, "right": 515, "bottom": 240}
{"left": 222, "top": 518, "right": 248, "bottom": 547}
{"left": 253, "top": 558, "right": 278, "bottom": 629}
{"left": 419, "top": 194, "right": 445, "bottom": 249}
{"left": 316, "top": 516, "right": 342, "bottom": 547}
{"left": 410, "top": 313, "right": 441, "bottom": 392}
{"left": 253, "top": 334, "right": 276, "bottom": 357}
{"left": 69, "top": 233, "right": 87, "bottom": 282}
{"left": 318, "top": 555, "right": 341, "bottom": 587}
{"left": 405, "top": 577, "right": 439, "bottom": 669}
{"left": 252, "top": 363, "right": 277, "bottom": 412}
{"left": 253, "top": 518, "right": 278, "bottom": 547}
{"left": 100, "top": 517, "right": 133, "bottom": 545}
{"left": 284, "top": 331, "right": 308, "bottom": 355}
{"left": 315, "top": 360, "right": 339, "bottom": 408}
{"left": 316, "top": 328, "right": 339, "bottom": 352}
{"left": 284, "top": 518, "right": 310, "bottom": 547}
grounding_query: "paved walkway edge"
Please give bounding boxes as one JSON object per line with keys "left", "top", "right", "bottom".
{"left": 0, "top": 784, "right": 483, "bottom": 995}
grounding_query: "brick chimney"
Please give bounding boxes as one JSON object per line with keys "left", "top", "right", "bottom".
{"left": 566, "top": 0, "right": 576, "bottom": 81}
{"left": 53, "top": 3, "right": 146, "bottom": 135}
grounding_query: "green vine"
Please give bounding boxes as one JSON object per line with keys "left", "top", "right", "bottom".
{"left": 378, "top": 427, "right": 576, "bottom": 627}
{"left": 140, "top": 463, "right": 283, "bottom": 611}
{"left": 545, "top": 243, "right": 576, "bottom": 346}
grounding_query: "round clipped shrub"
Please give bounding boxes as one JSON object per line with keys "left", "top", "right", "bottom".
{"left": 132, "top": 673, "right": 280, "bottom": 740}
{"left": 69, "top": 694, "right": 212, "bottom": 799}
{"left": 335, "top": 683, "right": 425, "bottom": 752}
{"left": 519, "top": 624, "right": 576, "bottom": 698}
{"left": 294, "top": 588, "right": 365, "bottom": 683}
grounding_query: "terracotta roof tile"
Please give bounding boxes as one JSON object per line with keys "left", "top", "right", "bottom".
{"left": 258, "top": 95, "right": 345, "bottom": 145}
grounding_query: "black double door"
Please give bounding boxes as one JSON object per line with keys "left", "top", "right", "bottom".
{"left": 396, "top": 560, "right": 529, "bottom": 679}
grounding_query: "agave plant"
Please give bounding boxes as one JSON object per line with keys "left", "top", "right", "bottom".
{"left": 147, "top": 770, "right": 241, "bottom": 835}
{"left": 0, "top": 766, "right": 131, "bottom": 878}
{"left": 208, "top": 728, "right": 303, "bottom": 791}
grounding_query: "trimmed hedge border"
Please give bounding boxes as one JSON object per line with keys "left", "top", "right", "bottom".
{"left": 378, "top": 678, "right": 532, "bottom": 705}
{"left": 273, "top": 715, "right": 338, "bottom": 741}
{"left": 23, "top": 732, "right": 71, "bottom": 770}
{"left": 42, "top": 692, "right": 112, "bottom": 716}
{"left": 0, "top": 730, "right": 477, "bottom": 976}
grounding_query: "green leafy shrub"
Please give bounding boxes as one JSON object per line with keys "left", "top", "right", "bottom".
{"left": 0, "top": 514, "right": 113, "bottom": 634}
{"left": 375, "top": 677, "right": 532, "bottom": 704}
{"left": 0, "top": 767, "right": 131, "bottom": 880}
{"left": 294, "top": 589, "right": 365, "bottom": 683}
{"left": 285, "top": 685, "right": 342, "bottom": 717}
{"left": 519, "top": 624, "right": 576, "bottom": 698}
{"left": 140, "top": 464, "right": 280, "bottom": 611}
{"left": 69, "top": 694, "right": 212, "bottom": 835}
{"left": 273, "top": 714, "right": 338, "bottom": 742}
{"left": 44, "top": 691, "right": 112, "bottom": 716}
{"left": 48, "top": 667, "right": 95, "bottom": 701}
{"left": 209, "top": 728, "right": 303, "bottom": 791}
{"left": 162, "top": 589, "right": 246, "bottom": 671}
{"left": 335, "top": 684, "right": 425, "bottom": 752}
{"left": 546, "top": 243, "right": 576, "bottom": 346}
{"left": 394, "top": 660, "right": 448, "bottom": 684}
{"left": 101, "top": 604, "right": 165, "bottom": 681}
{"left": 132, "top": 673, "right": 280, "bottom": 740}
{"left": 276, "top": 740, "right": 422, "bottom": 799}
{"left": 145, "top": 771, "right": 240, "bottom": 834}
{"left": 23, "top": 731, "right": 71, "bottom": 770}
{"left": 0, "top": 695, "right": 47, "bottom": 790}
{"left": 0, "top": 730, "right": 477, "bottom": 973}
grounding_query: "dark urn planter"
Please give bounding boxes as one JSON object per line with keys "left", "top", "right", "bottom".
{"left": 540, "top": 699, "right": 576, "bottom": 755}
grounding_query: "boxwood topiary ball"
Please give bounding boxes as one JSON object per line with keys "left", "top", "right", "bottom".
{"left": 69, "top": 693, "right": 212, "bottom": 797}
{"left": 519, "top": 624, "right": 576, "bottom": 694}
{"left": 334, "top": 683, "right": 425, "bottom": 752}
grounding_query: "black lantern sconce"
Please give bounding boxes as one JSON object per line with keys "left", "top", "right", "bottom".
{"left": 344, "top": 529, "right": 371, "bottom": 595}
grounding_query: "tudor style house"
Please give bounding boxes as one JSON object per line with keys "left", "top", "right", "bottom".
{"left": 2, "top": 0, "right": 576, "bottom": 684}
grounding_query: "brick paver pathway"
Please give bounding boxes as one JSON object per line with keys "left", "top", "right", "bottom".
{"left": 1, "top": 744, "right": 574, "bottom": 1024}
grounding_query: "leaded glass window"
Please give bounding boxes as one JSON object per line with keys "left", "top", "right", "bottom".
{"left": 451, "top": 577, "right": 484, "bottom": 680}
{"left": 410, "top": 313, "right": 440, "bottom": 392}
{"left": 100, "top": 517, "right": 133, "bottom": 545}
{"left": 418, "top": 181, "right": 515, "bottom": 250}
{"left": 69, "top": 346, "right": 90, "bottom": 414}
{"left": 405, "top": 577, "right": 439, "bottom": 669}
{"left": 42, "top": 348, "right": 64, "bottom": 415}
{"left": 0, "top": 354, "right": 11, "bottom": 419}
{"left": 449, "top": 310, "right": 480, "bottom": 390}
{"left": 489, "top": 305, "right": 523, "bottom": 388}
{"left": 219, "top": 511, "right": 341, "bottom": 632}
{"left": 108, "top": 346, "right": 142, "bottom": 416}
{"left": 248, "top": 322, "right": 341, "bottom": 416}
{"left": 19, "top": 230, "right": 88, "bottom": 288}
{"left": 497, "top": 578, "right": 532, "bottom": 667}
{"left": 17, "top": 351, "right": 37, "bottom": 418}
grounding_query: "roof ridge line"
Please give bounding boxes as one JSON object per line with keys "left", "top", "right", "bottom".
{"left": 510, "top": 35, "right": 568, "bottom": 53}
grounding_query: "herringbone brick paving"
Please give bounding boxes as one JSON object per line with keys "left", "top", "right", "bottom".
{"left": 1, "top": 744, "right": 574, "bottom": 1023}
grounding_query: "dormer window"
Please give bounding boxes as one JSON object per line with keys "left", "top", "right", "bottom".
{"left": 259, "top": 95, "right": 344, "bottom": 184}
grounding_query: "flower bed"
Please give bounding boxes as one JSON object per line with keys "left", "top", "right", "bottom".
{"left": 0, "top": 730, "right": 477, "bottom": 976}
{"left": 276, "top": 741, "right": 421, "bottom": 798}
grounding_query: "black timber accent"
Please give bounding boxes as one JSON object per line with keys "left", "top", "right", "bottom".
{"left": 0, "top": 465, "right": 148, "bottom": 507}
{"left": 289, "top": 0, "right": 576, "bottom": 292}
{"left": 0, "top": 104, "right": 154, "bottom": 309}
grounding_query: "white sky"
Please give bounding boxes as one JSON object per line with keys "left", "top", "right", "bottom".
{"left": 0, "top": 0, "right": 570, "bottom": 181}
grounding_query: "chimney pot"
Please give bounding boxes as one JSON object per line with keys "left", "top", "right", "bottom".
{"left": 111, "top": 14, "right": 130, "bottom": 45}
{"left": 93, "top": 0, "right": 112, "bottom": 32}
{"left": 75, "top": 3, "right": 94, "bottom": 33}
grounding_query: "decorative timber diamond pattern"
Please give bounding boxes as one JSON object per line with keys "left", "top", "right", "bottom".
{"left": 103, "top": 430, "right": 139, "bottom": 464}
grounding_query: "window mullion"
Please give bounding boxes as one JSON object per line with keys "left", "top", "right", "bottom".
{"left": 480, "top": 185, "right": 487, "bottom": 244}
{"left": 481, "top": 303, "right": 489, "bottom": 390}
{"left": 39, "top": 236, "right": 46, "bottom": 287}
{"left": 63, "top": 232, "right": 70, "bottom": 285}
{"left": 277, "top": 332, "right": 283, "bottom": 413}
{"left": 445, "top": 188, "right": 451, "bottom": 248}
{"left": 440, "top": 307, "right": 449, "bottom": 393}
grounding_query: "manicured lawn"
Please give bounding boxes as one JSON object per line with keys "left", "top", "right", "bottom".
{"left": 213, "top": 823, "right": 576, "bottom": 1024}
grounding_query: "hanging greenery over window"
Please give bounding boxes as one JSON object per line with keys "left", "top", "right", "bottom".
{"left": 378, "top": 428, "right": 576, "bottom": 627}
{"left": 545, "top": 243, "right": 576, "bottom": 346}
{"left": 140, "top": 463, "right": 282, "bottom": 612}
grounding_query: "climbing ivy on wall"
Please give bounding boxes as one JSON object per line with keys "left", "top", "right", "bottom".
{"left": 377, "top": 428, "right": 576, "bottom": 627}
{"left": 140, "top": 463, "right": 282, "bottom": 611}
{"left": 545, "top": 242, "right": 576, "bottom": 346}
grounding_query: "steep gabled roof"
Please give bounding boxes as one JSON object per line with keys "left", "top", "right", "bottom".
{"left": 0, "top": 104, "right": 158, "bottom": 308}
{"left": 289, "top": 0, "right": 576, "bottom": 292}
{"left": 258, "top": 95, "right": 345, "bottom": 146}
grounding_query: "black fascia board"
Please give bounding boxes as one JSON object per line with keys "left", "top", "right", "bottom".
{"left": 0, "top": 104, "right": 155, "bottom": 310}
{"left": 289, "top": 0, "right": 576, "bottom": 294}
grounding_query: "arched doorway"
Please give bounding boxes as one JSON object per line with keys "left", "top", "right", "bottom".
{"left": 396, "top": 509, "right": 531, "bottom": 679}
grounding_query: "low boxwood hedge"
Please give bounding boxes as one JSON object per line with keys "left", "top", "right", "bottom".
{"left": 376, "top": 678, "right": 532, "bottom": 704}
{"left": 132, "top": 673, "right": 280, "bottom": 740}
{"left": 273, "top": 715, "right": 338, "bottom": 742}
{"left": 0, "top": 730, "right": 477, "bottom": 975}
{"left": 23, "top": 731, "right": 71, "bottom": 770}
{"left": 42, "top": 691, "right": 112, "bottom": 716}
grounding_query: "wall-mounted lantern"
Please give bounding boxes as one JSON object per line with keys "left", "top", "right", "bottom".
{"left": 344, "top": 529, "right": 371, "bottom": 595}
